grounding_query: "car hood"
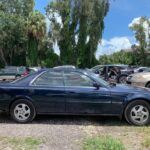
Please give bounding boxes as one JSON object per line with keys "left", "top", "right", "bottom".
{"left": 132, "top": 72, "right": 150, "bottom": 76}
{"left": 110, "top": 84, "right": 150, "bottom": 94}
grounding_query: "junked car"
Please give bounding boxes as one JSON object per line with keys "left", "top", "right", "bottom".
{"left": 127, "top": 68, "right": 150, "bottom": 88}
{"left": 91, "top": 64, "right": 134, "bottom": 83}
{"left": 0, "top": 68, "right": 150, "bottom": 125}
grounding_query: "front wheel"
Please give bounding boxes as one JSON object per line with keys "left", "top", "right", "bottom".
{"left": 117, "top": 75, "right": 127, "bottom": 84}
{"left": 10, "top": 99, "right": 36, "bottom": 123}
{"left": 125, "top": 100, "right": 150, "bottom": 126}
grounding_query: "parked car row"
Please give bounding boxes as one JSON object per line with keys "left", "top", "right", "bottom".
{"left": 1, "top": 65, "right": 149, "bottom": 88}
{"left": 91, "top": 64, "right": 150, "bottom": 87}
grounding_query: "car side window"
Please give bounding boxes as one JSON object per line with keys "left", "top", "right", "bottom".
{"left": 64, "top": 72, "right": 94, "bottom": 87}
{"left": 33, "top": 71, "right": 64, "bottom": 86}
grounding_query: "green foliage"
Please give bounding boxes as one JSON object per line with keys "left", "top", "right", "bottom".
{"left": 99, "top": 51, "right": 136, "bottom": 65}
{"left": 37, "top": 36, "right": 60, "bottom": 67}
{"left": 46, "top": 0, "right": 109, "bottom": 68}
{"left": 83, "top": 135, "right": 126, "bottom": 150}
{"left": 26, "top": 10, "right": 46, "bottom": 66}
{"left": 129, "top": 17, "right": 150, "bottom": 66}
{"left": 0, "top": 0, "right": 34, "bottom": 66}
{"left": 0, "top": 0, "right": 109, "bottom": 68}
{"left": 0, "top": 136, "right": 44, "bottom": 150}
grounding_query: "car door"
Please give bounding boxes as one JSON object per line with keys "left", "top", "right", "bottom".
{"left": 28, "top": 70, "right": 66, "bottom": 113}
{"left": 64, "top": 71, "right": 112, "bottom": 114}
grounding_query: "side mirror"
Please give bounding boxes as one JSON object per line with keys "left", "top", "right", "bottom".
{"left": 93, "top": 82, "right": 100, "bottom": 90}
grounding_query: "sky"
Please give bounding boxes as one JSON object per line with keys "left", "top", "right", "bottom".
{"left": 35, "top": 0, "right": 150, "bottom": 58}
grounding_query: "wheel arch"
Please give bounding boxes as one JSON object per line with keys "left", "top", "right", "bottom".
{"left": 123, "top": 98, "right": 150, "bottom": 116}
{"left": 8, "top": 96, "right": 36, "bottom": 112}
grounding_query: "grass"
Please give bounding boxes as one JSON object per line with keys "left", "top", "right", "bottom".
{"left": 83, "top": 135, "right": 126, "bottom": 150}
{"left": 0, "top": 136, "right": 44, "bottom": 150}
{"left": 142, "top": 136, "right": 150, "bottom": 148}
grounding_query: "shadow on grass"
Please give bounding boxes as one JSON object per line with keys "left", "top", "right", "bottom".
{"left": 0, "top": 112, "right": 130, "bottom": 126}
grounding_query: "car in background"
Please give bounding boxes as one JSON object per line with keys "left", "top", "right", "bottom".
{"left": 91, "top": 64, "right": 134, "bottom": 83}
{"left": 133, "top": 67, "right": 148, "bottom": 73}
{"left": 127, "top": 68, "right": 150, "bottom": 88}
{"left": 0, "top": 66, "right": 27, "bottom": 81}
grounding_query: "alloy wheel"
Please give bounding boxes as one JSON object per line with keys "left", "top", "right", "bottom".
{"left": 130, "top": 105, "right": 149, "bottom": 125}
{"left": 14, "top": 103, "right": 31, "bottom": 121}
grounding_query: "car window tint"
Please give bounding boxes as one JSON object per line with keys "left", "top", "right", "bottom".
{"left": 64, "top": 72, "right": 94, "bottom": 87}
{"left": 33, "top": 71, "right": 64, "bottom": 86}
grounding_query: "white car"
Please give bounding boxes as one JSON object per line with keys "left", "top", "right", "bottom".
{"left": 127, "top": 71, "right": 150, "bottom": 88}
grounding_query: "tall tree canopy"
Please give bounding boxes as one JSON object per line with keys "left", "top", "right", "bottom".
{"left": 129, "top": 17, "right": 150, "bottom": 66}
{"left": 46, "top": 0, "right": 109, "bottom": 68}
{"left": 27, "top": 10, "right": 46, "bottom": 66}
{"left": 0, "top": 0, "right": 35, "bottom": 66}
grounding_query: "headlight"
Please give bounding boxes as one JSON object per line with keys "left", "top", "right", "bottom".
{"left": 127, "top": 75, "right": 132, "bottom": 81}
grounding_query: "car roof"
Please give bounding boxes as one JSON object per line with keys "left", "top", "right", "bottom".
{"left": 91, "top": 64, "right": 129, "bottom": 69}
{"left": 49, "top": 68, "right": 87, "bottom": 74}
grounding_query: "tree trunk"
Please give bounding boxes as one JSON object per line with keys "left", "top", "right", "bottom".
{"left": 0, "top": 48, "right": 7, "bottom": 66}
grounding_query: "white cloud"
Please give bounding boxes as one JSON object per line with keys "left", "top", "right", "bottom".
{"left": 129, "top": 17, "right": 150, "bottom": 42}
{"left": 95, "top": 36, "right": 136, "bottom": 59}
{"left": 128, "top": 17, "right": 141, "bottom": 27}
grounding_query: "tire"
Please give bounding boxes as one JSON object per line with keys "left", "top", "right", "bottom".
{"left": 125, "top": 100, "right": 150, "bottom": 126}
{"left": 146, "top": 82, "right": 150, "bottom": 88}
{"left": 10, "top": 99, "right": 36, "bottom": 123}
{"left": 117, "top": 75, "right": 127, "bottom": 84}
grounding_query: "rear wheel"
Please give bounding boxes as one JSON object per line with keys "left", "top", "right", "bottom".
{"left": 10, "top": 99, "right": 36, "bottom": 123}
{"left": 125, "top": 100, "right": 150, "bottom": 126}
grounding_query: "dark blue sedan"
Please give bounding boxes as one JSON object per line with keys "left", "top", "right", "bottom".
{"left": 0, "top": 69, "right": 150, "bottom": 125}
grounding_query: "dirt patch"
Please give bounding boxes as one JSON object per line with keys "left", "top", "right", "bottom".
{"left": 0, "top": 113, "right": 149, "bottom": 150}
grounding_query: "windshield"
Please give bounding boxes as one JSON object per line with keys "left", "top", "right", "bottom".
{"left": 86, "top": 70, "right": 109, "bottom": 87}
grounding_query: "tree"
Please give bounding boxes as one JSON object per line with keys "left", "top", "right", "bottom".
{"left": 129, "top": 17, "right": 150, "bottom": 66}
{"left": 26, "top": 10, "right": 46, "bottom": 66}
{"left": 46, "top": 0, "right": 109, "bottom": 68}
{"left": 38, "top": 35, "right": 61, "bottom": 67}
{"left": 99, "top": 51, "right": 135, "bottom": 65}
{"left": 0, "top": 0, "right": 34, "bottom": 66}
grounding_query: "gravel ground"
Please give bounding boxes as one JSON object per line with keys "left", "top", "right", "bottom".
{"left": 0, "top": 113, "right": 149, "bottom": 150}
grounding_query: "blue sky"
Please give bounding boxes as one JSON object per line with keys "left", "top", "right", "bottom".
{"left": 35, "top": 0, "right": 150, "bottom": 57}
